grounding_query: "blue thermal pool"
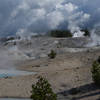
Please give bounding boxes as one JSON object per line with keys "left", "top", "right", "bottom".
{"left": 0, "top": 69, "right": 36, "bottom": 78}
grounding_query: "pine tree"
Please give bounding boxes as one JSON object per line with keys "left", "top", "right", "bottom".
{"left": 31, "top": 76, "right": 57, "bottom": 100}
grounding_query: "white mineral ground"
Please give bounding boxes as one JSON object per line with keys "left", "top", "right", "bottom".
{"left": 0, "top": 37, "right": 100, "bottom": 100}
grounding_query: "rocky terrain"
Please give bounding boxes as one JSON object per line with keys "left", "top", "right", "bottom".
{"left": 0, "top": 36, "right": 100, "bottom": 100}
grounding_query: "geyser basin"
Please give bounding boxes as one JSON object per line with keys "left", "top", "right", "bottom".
{"left": 0, "top": 69, "right": 36, "bottom": 78}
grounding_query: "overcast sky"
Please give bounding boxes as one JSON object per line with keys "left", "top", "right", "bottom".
{"left": 0, "top": 0, "right": 100, "bottom": 37}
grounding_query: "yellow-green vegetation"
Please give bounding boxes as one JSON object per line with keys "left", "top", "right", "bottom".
{"left": 31, "top": 76, "right": 57, "bottom": 100}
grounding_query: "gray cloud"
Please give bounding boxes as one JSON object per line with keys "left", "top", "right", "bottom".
{"left": 0, "top": 0, "right": 99, "bottom": 37}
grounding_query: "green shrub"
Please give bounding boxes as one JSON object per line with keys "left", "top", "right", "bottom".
{"left": 48, "top": 50, "right": 56, "bottom": 59}
{"left": 91, "top": 60, "right": 100, "bottom": 86}
{"left": 31, "top": 76, "right": 57, "bottom": 100}
{"left": 81, "top": 29, "right": 90, "bottom": 37}
{"left": 49, "top": 30, "right": 72, "bottom": 38}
